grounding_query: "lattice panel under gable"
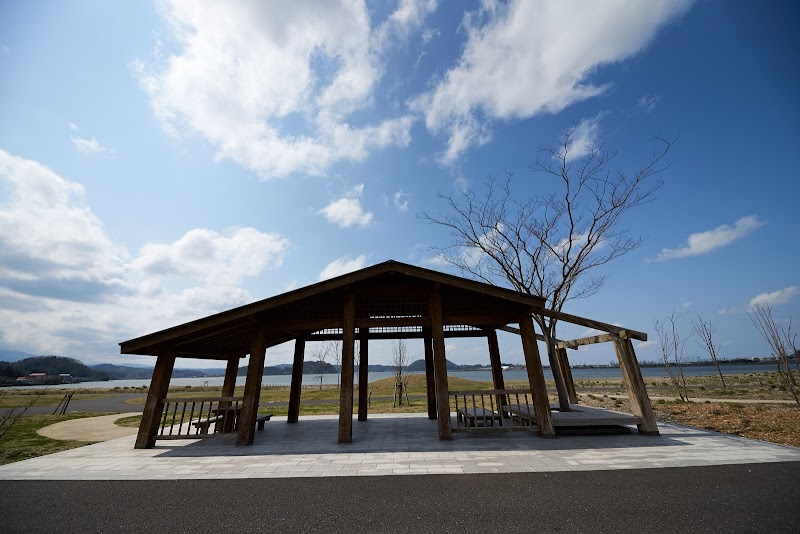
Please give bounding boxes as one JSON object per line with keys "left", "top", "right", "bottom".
{"left": 357, "top": 295, "right": 428, "bottom": 319}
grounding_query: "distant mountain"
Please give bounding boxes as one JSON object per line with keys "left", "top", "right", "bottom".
{"left": 238, "top": 360, "right": 339, "bottom": 376}
{"left": 1, "top": 356, "right": 108, "bottom": 383}
{"left": 406, "top": 359, "right": 462, "bottom": 372}
{"left": 89, "top": 363, "right": 147, "bottom": 380}
{"left": 0, "top": 349, "right": 38, "bottom": 362}
{"left": 90, "top": 363, "right": 225, "bottom": 380}
{"left": 357, "top": 364, "right": 394, "bottom": 372}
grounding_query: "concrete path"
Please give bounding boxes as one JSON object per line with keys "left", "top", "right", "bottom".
{"left": 37, "top": 413, "right": 139, "bottom": 441}
{"left": 2, "top": 413, "right": 798, "bottom": 480}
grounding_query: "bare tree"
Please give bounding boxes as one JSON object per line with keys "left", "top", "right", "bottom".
{"left": 692, "top": 315, "right": 726, "bottom": 388}
{"left": 424, "top": 124, "right": 673, "bottom": 411}
{"left": 391, "top": 340, "right": 410, "bottom": 407}
{"left": 747, "top": 304, "right": 799, "bottom": 405}
{"left": 0, "top": 388, "right": 47, "bottom": 439}
{"left": 653, "top": 310, "right": 690, "bottom": 402}
{"left": 330, "top": 340, "right": 342, "bottom": 388}
{"left": 310, "top": 342, "right": 332, "bottom": 391}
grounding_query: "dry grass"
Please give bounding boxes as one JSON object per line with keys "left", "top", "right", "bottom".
{"left": 655, "top": 402, "right": 800, "bottom": 448}
{"left": 578, "top": 393, "right": 800, "bottom": 448}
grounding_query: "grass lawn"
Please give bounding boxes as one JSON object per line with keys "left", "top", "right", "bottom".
{"left": 0, "top": 412, "right": 111, "bottom": 465}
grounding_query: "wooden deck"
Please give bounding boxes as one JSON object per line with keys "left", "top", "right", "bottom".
{"left": 507, "top": 403, "right": 640, "bottom": 428}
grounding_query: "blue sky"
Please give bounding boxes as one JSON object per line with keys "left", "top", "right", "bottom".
{"left": 1, "top": 0, "right": 798, "bottom": 370}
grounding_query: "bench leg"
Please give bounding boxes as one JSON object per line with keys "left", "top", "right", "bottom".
{"left": 257, "top": 420, "right": 265, "bottom": 431}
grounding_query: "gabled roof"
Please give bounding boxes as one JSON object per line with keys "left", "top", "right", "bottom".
{"left": 119, "top": 260, "right": 545, "bottom": 359}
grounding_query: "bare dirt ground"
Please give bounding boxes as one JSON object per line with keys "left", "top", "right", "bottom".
{"left": 578, "top": 393, "right": 800, "bottom": 448}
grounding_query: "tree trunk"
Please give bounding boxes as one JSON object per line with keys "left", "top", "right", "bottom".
{"left": 537, "top": 316, "right": 571, "bottom": 412}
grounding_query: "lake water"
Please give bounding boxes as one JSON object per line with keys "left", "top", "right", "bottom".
{"left": 10, "top": 363, "right": 778, "bottom": 390}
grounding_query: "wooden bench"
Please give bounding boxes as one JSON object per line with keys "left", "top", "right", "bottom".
{"left": 506, "top": 404, "right": 537, "bottom": 426}
{"left": 256, "top": 414, "right": 272, "bottom": 430}
{"left": 192, "top": 415, "right": 224, "bottom": 434}
{"left": 457, "top": 407, "right": 502, "bottom": 427}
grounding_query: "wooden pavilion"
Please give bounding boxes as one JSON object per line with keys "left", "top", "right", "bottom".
{"left": 120, "top": 260, "right": 658, "bottom": 449}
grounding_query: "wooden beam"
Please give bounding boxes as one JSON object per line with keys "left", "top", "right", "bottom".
{"left": 221, "top": 357, "right": 238, "bottom": 397}
{"left": 266, "top": 319, "right": 343, "bottom": 331}
{"left": 305, "top": 329, "right": 488, "bottom": 341}
{"left": 357, "top": 317, "right": 430, "bottom": 328}
{"left": 338, "top": 290, "right": 356, "bottom": 443}
{"left": 236, "top": 325, "right": 269, "bottom": 446}
{"left": 430, "top": 284, "right": 452, "bottom": 440}
{"left": 498, "top": 324, "right": 573, "bottom": 347}
{"left": 487, "top": 330, "right": 507, "bottom": 414}
{"left": 613, "top": 336, "right": 659, "bottom": 435}
{"left": 537, "top": 309, "right": 647, "bottom": 341}
{"left": 556, "top": 347, "right": 578, "bottom": 404}
{"left": 423, "top": 328, "right": 436, "bottom": 420}
{"left": 151, "top": 344, "right": 234, "bottom": 358}
{"left": 357, "top": 329, "right": 369, "bottom": 422}
{"left": 557, "top": 333, "right": 620, "bottom": 350}
{"left": 287, "top": 337, "right": 305, "bottom": 424}
{"left": 135, "top": 352, "right": 175, "bottom": 449}
{"left": 443, "top": 314, "right": 518, "bottom": 326}
{"left": 519, "top": 315, "right": 555, "bottom": 437}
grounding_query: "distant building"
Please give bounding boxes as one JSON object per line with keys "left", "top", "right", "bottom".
{"left": 27, "top": 373, "right": 46, "bottom": 381}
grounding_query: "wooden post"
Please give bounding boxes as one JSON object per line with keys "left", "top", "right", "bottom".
{"left": 135, "top": 353, "right": 175, "bottom": 449}
{"left": 217, "top": 356, "right": 240, "bottom": 430}
{"left": 423, "top": 328, "right": 437, "bottom": 420}
{"left": 430, "top": 284, "right": 452, "bottom": 440}
{"left": 338, "top": 291, "right": 356, "bottom": 443}
{"left": 358, "top": 328, "right": 369, "bottom": 421}
{"left": 236, "top": 325, "right": 269, "bottom": 446}
{"left": 221, "top": 357, "right": 239, "bottom": 398}
{"left": 613, "top": 336, "right": 659, "bottom": 435}
{"left": 287, "top": 337, "right": 305, "bottom": 424}
{"left": 519, "top": 314, "right": 555, "bottom": 437}
{"left": 487, "top": 330, "right": 507, "bottom": 414}
{"left": 556, "top": 348, "right": 578, "bottom": 404}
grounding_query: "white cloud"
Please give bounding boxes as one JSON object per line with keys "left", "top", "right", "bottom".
{"left": 563, "top": 114, "right": 604, "bottom": 162}
{"left": 423, "top": 254, "right": 450, "bottom": 267}
{"left": 134, "top": 1, "right": 433, "bottom": 179}
{"left": 454, "top": 175, "right": 469, "bottom": 193}
{"left": 0, "top": 149, "right": 290, "bottom": 361}
{"left": 133, "top": 227, "right": 289, "bottom": 286}
{"left": 393, "top": 191, "right": 409, "bottom": 213}
{"left": 67, "top": 122, "right": 79, "bottom": 131}
{"left": 71, "top": 136, "right": 108, "bottom": 154}
{"left": 319, "top": 184, "right": 373, "bottom": 228}
{"left": 749, "top": 286, "right": 799, "bottom": 308}
{"left": 413, "top": 0, "right": 692, "bottom": 163}
{"left": 718, "top": 306, "right": 743, "bottom": 316}
{"left": 636, "top": 94, "right": 660, "bottom": 113}
{"left": 652, "top": 215, "right": 764, "bottom": 261}
{"left": 319, "top": 254, "right": 368, "bottom": 280}
{"left": 0, "top": 149, "right": 124, "bottom": 287}
{"left": 635, "top": 340, "right": 657, "bottom": 351}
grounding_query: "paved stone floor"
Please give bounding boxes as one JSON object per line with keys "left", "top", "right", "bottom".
{"left": 2, "top": 413, "right": 798, "bottom": 480}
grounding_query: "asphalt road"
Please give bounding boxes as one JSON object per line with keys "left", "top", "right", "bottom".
{"left": 2, "top": 462, "right": 798, "bottom": 533}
